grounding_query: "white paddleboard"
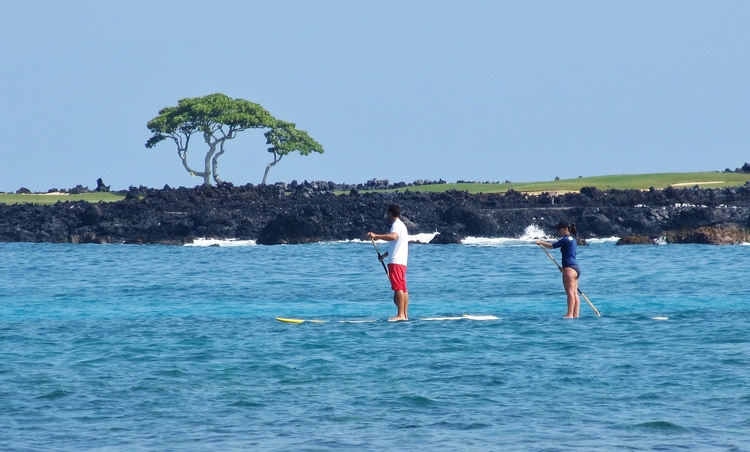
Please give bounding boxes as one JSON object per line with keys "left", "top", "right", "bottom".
{"left": 462, "top": 315, "right": 498, "bottom": 321}
{"left": 277, "top": 315, "right": 498, "bottom": 323}
{"left": 419, "top": 315, "right": 498, "bottom": 321}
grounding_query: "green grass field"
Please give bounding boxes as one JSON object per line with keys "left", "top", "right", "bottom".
{"left": 379, "top": 172, "right": 750, "bottom": 194}
{"left": 0, "top": 192, "right": 127, "bottom": 205}
{"left": 2, "top": 172, "right": 749, "bottom": 204}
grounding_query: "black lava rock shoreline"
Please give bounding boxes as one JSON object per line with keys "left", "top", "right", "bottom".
{"left": 2, "top": 182, "right": 750, "bottom": 245}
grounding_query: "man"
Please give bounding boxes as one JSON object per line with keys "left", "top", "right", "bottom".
{"left": 367, "top": 204, "right": 409, "bottom": 321}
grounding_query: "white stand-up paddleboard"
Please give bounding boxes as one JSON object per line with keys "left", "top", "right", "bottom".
{"left": 276, "top": 314, "right": 498, "bottom": 323}
{"left": 462, "top": 315, "right": 498, "bottom": 321}
{"left": 420, "top": 314, "right": 498, "bottom": 321}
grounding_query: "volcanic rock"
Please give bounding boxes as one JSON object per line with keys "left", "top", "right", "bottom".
{"left": 1, "top": 183, "right": 750, "bottom": 245}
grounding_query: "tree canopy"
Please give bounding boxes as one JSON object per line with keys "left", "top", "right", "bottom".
{"left": 145, "top": 93, "right": 322, "bottom": 186}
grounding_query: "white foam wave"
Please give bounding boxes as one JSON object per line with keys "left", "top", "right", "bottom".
{"left": 184, "top": 238, "right": 257, "bottom": 247}
{"left": 185, "top": 225, "right": 621, "bottom": 247}
{"left": 586, "top": 237, "right": 620, "bottom": 244}
{"left": 410, "top": 232, "right": 439, "bottom": 243}
{"left": 463, "top": 224, "right": 549, "bottom": 247}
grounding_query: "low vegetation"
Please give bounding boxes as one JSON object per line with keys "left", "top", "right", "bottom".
{"left": 0, "top": 192, "right": 126, "bottom": 205}
{"left": 3, "top": 172, "right": 750, "bottom": 204}
{"left": 377, "top": 172, "right": 750, "bottom": 194}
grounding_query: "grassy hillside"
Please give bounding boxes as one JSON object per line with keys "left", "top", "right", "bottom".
{"left": 2, "top": 172, "right": 750, "bottom": 204}
{"left": 382, "top": 172, "right": 750, "bottom": 194}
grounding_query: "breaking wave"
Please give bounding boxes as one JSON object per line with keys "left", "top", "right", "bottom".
{"left": 184, "top": 225, "right": 619, "bottom": 247}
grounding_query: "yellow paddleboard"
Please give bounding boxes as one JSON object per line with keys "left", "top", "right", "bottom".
{"left": 275, "top": 317, "right": 326, "bottom": 324}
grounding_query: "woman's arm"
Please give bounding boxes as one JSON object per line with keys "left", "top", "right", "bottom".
{"left": 535, "top": 240, "right": 553, "bottom": 249}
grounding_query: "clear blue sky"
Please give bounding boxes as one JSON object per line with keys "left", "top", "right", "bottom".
{"left": 1, "top": 1, "right": 749, "bottom": 192}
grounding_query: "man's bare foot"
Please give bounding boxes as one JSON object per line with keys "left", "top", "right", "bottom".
{"left": 389, "top": 316, "right": 407, "bottom": 322}
{"left": 563, "top": 315, "right": 575, "bottom": 319}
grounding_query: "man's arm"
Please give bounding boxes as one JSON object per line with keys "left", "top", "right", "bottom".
{"left": 367, "top": 231, "right": 399, "bottom": 241}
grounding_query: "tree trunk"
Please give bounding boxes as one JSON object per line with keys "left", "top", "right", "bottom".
{"left": 179, "top": 150, "right": 210, "bottom": 186}
{"left": 262, "top": 153, "right": 283, "bottom": 185}
{"left": 203, "top": 143, "right": 218, "bottom": 186}
{"left": 211, "top": 142, "right": 227, "bottom": 185}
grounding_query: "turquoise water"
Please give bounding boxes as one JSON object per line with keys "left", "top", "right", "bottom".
{"left": 1, "top": 241, "right": 749, "bottom": 450}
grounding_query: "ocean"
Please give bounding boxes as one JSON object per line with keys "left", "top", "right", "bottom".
{"left": 1, "top": 231, "right": 749, "bottom": 450}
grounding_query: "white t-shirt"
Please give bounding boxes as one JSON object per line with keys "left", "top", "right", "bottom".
{"left": 388, "top": 218, "right": 409, "bottom": 266}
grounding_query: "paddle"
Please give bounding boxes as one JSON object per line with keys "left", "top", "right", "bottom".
{"left": 371, "top": 238, "right": 389, "bottom": 276}
{"left": 537, "top": 244, "right": 601, "bottom": 317}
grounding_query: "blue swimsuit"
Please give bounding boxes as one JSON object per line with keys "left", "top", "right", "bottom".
{"left": 552, "top": 235, "right": 580, "bottom": 277}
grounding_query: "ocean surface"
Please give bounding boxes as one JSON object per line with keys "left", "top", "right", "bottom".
{"left": 1, "top": 231, "right": 749, "bottom": 451}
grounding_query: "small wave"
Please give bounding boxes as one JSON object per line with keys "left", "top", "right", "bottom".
{"left": 630, "top": 420, "right": 687, "bottom": 432}
{"left": 228, "top": 400, "right": 264, "bottom": 408}
{"left": 36, "top": 389, "right": 71, "bottom": 400}
{"left": 184, "top": 238, "right": 257, "bottom": 247}
{"left": 402, "top": 395, "right": 438, "bottom": 407}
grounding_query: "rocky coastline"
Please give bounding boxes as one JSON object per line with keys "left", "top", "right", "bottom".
{"left": 1, "top": 182, "right": 750, "bottom": 245}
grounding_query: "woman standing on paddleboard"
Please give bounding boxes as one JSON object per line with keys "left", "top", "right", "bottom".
{"left": 536, "top": 221, "right": 581, "bottom": 318}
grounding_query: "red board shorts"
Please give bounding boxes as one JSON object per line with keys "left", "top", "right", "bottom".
{"left": 387, "top": 264, "right": 408, "bottom": 292}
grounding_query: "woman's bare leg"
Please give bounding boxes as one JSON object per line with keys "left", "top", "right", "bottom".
{"left": 562, "top": 268, "right": 580, "bottom": 318}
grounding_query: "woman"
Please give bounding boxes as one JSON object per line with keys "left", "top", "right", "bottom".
{"left": 536, "top": 221, "right": 581, "bottom": 318}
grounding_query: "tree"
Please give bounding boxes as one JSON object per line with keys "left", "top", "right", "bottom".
{"left": 145, "top": 93, "right": 275, "bottom": 186}
{"left": 262, "top": 120, "right": 324, "bottom": 185}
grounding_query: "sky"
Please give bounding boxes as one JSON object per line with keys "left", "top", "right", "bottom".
{"left": 1, "top": 1, "right": 749, "bottom": 192}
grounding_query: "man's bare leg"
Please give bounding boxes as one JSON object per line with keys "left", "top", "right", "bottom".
{"left": 389, "top": 290, "right": 408, "bottom": 321}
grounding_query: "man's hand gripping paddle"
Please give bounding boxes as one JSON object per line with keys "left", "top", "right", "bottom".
{"left": 371, "top": 238, "right": 389, "bottom": 276}
{"left": 537, "top": 244, "right": 601, "bottom": 317}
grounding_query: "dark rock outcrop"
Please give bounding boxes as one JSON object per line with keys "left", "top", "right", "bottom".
{"left": 257, "top": 213, "right": 326, "bottom": 245}
{"left": 429, "top": 232, "right": 463, "bottom": 244}
{"left": 616, "top": 235, "right": 656, "bottom": 245}
{"left": 664, "top": 224, "right": 750, "bottom": 245}
{"left": 95, "top": 178, "right": 110, "bottom": 192}
{"left": 1, "top": 182, "right": 750, "bottom": 245}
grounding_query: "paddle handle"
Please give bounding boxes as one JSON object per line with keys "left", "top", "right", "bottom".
{"left": 371, "top": 238, "right": 389, "bottom": 275}
{"left": 537, "top": 244, "right": 601, "bottom": 317}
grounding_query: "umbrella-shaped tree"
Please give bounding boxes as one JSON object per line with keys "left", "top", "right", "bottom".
{"left": 146, "top": 93, "right": 276, "bottom": 186}
{"left": 262, "top": 120, "right": 324, "bottom": 185}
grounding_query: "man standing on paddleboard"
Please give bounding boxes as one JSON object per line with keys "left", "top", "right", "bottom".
{"left": 367, "top": 204, "right": 409, "bottom": 321}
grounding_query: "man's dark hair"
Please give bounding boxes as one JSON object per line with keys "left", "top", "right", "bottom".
{"left": 388, "top": 204, "right": 401, "bottom": 217}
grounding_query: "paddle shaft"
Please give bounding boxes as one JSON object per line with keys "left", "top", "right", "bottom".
{"left": 371, "top": 238, "right": 389, "bottom": 276}
{"left": 537, "top": 244, "right": 601, "bottom": 317}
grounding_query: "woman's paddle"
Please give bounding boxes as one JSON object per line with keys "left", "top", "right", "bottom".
{"left": 371, "top": 238, "right": 389, "bottom": 276}
{"left": 537, "top": 244, "right": 601, "bottom": 316}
